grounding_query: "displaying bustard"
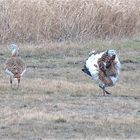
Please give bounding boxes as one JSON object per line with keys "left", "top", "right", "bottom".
{"left": 82, "top": 49, "right": 121, "bottom": 95}
{"left": 5, "top": 44, "right": 26, "bottom": 88}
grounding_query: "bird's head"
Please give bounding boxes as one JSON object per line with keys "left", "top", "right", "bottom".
{"left": 105, "top": 49, "right": 116, "bottom": 60}
{"left": 102, "top": 49, "right": 117, "bottom": 69}
{"left": 10, "top": 44, "right": 19, "bottom": 56}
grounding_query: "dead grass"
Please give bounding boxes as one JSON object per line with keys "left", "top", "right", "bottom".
{"left": 0, "top": 41, "right": 140, "bottom": 139}
{"left": 0, "top": 0, "right": 140, "bottom": 43}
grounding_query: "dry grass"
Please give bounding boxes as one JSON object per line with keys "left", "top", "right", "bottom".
{"left": 0, "top": 0, "right": 140, "bottom": 43}
{"left": 0, "top": 0, "right": 140, "bottom": 139}
{"left": 0, "top": 41, "right": 140, "bottom": 139}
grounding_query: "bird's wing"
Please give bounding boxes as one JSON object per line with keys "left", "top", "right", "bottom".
{"left": 5, "top": 57, "right": 26, "bottom": 76}
{"left": 85, "top": 52, "right": 105, "bottom": 84}
{"left": 86, "top": 51, "right": 104, "bottom": 71}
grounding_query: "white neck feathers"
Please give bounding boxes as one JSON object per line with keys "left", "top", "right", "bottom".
{"left": 12, "top": 48, "right": 18, "bottom": 56}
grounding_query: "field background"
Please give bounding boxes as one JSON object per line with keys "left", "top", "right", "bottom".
{"left": 0, "top": 0, "right": 140, "bottom": 140}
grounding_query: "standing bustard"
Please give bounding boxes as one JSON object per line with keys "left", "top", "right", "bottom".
{"left": 82, "top": 49, "right": 121, "bottom": 95}
{"left": 5, "top": 44, "right": 26, "bottom": 88}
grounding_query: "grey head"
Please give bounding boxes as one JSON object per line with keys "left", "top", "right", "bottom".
{"left": 10, "top": 44, "right": 19, "bottom": 56}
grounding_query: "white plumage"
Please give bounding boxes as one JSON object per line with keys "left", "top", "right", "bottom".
{"left": 82, "top": 49, "right": 121, "bottom": 95}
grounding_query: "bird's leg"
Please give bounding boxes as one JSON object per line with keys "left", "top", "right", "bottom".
{"left": 10, "top": 76, "right": 12, "bottom": 88}
{"left": 17, "top": 78, "right": 20, "bottom": 89}
{"left": 99, "top": 85, "right": 111, "bottom": 95}
{"left": 103, "top": 89, "right": 106, "bottom": 96}
{"left": 101, "top": 86, "right": 107, "bottom": 96}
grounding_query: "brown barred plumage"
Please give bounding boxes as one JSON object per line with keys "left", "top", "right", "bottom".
{"left": 98, "top": 52, "right": 117, "bottom": 84}
{"left": 105, "top": 60, "right": 117, "bottom": 77}
{"left": 83, "top": 49, "right": 121, "bottom": 96}
{"left": 5, "top": 44, "right": 26, "bottom": 89}
{"left": 5, "top": 57, "right": 26, "bottom": 78}
{"left": 97, "top": 52, "right": 118, "bottom": 95}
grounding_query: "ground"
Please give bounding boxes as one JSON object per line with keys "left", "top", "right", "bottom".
{"left": 0, "top": 41, "right": 140, "bottom": 140}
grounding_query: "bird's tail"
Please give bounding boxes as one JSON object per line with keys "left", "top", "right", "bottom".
{"left": 82, "top": 65, "right": 92, "bottom": 77}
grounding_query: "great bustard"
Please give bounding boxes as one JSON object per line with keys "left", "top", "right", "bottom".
{"left": 82, "top": 49, "right": 121, "bottom": 95}
{"left": 5, "top": 44, "right": 26, "bottom": 89}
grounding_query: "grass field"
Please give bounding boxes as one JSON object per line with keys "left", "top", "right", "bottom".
{"left": 0, "top": 41, "right": 140, "bottom": 139}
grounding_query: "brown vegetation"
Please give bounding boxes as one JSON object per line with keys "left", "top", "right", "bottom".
{"left": 0, "top": 0, "right": 140, "bottom": 43}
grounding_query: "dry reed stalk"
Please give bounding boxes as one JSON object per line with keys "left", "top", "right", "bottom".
{"left": 0, "top": 0, "right": 140, "bottom": 43}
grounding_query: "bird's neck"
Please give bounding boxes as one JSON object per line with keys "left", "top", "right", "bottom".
{"left": 12, "top": 49, "right": 18, "bottom": 57}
